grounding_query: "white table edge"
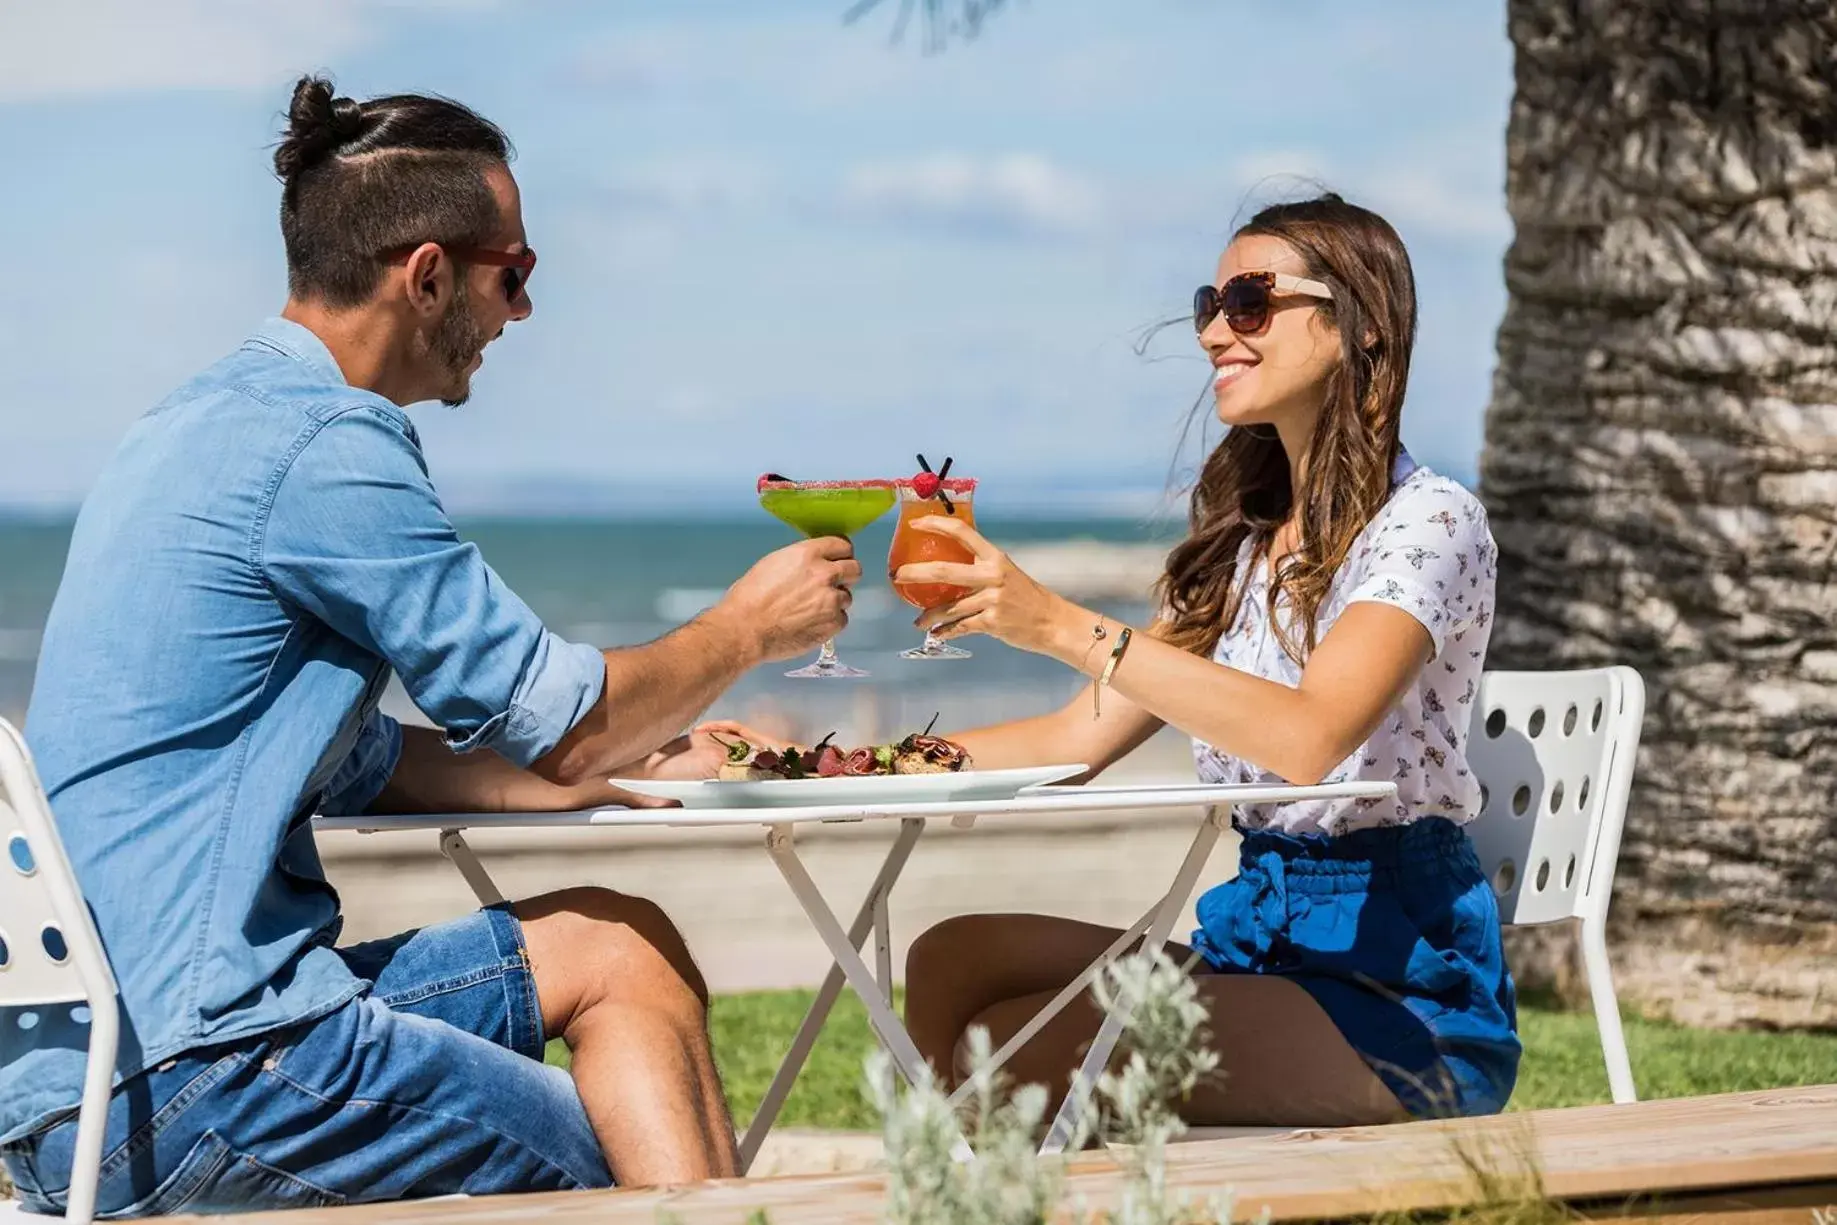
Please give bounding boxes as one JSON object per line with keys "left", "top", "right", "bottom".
{"left": 311, "top": 780, "right": 1399, "bottom": 833}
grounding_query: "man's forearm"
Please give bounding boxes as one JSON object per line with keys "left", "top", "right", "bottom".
{"left": 370, "top": 726, "right": 640, "bottom": 814}
{"left": 534, "top": 608, "right": 760, "bottom": 786}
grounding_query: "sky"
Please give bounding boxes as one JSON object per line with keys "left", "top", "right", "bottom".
{"left": 0, "top": 0, "right": 1513, "bottom": 517}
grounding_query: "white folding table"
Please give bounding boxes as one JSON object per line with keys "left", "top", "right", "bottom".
{"left": 313, "top": 778, "right": 1395, "bottom": 1170}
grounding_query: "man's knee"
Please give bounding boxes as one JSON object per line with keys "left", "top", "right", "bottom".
{"left": 518, "top": 886, "right": 710, "bottom": 1019}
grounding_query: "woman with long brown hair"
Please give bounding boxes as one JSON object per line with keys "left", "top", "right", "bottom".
{"left": 894, "top": 194, "right": 1517, "bottom": 1125}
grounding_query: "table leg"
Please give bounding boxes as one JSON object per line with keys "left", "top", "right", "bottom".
{"left": 875, "top": 889, "right": 893, "bottom": 998}
{"left": 765, "top": 820, "right": 975, "bottom": 1164}
{"left": 1037, "top": 809, "right": 1226, "bottom": 1155}
{"left": 737, "top": 817, "right": 926, "bottom": 1173}
{"left": 439, "top": 829, "right": 507, "bottom": 907}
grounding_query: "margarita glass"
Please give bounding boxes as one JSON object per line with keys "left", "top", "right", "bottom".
{"left": 888, "top": 475, "right": 977, "bottom": 660}
{"left": 758, "top": 477, "right": 897, "bottom": 678}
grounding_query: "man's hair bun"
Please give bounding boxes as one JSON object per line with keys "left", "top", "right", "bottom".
{"left": 274, "top": 75, "right": 367, "bottom": 178}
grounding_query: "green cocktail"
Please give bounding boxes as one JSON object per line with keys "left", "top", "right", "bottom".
{"left": 757, "top": 478, "right": 896, "bottom": 679}
{"left": 760, "top": 484, "right": 898, "bottom": 539}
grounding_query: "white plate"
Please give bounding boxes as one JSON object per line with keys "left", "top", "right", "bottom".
{"left": 612, "top": 764, "right": 1087, "bottom": 809}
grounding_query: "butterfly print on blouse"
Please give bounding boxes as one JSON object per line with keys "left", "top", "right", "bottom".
{"left": 1411, "top": 727, "right": 1429, "bottom": 742}
{"left": 1460, "top": 678, "right": 1475, "bottom": 705}
{"left": 1424, "top": 745, "right": 1447, "bottom": 768}
{"left": 1395, "top": 758, "right": 1412, "bottom": 779}
{"left": 1372, "top": 578, "right": 1406, "bottom": 602}
{"left": 1402, "top": 546, "right": 1439, "bottom": 570}
{"left": 1424, "top": 688, "right": 1446, "bottom": 713}
{"left": 1429, "top": 510, "right": 1459, "bottom": 537}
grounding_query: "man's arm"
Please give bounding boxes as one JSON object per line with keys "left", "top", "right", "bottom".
{"left": 530, "top": 536, "right": 858, "bottom": 786}
{"left": 263, "top": 409, "right": 857, "bottom": 791}
{"left": 364, "top": 725, "right": 662, "bottom": 813}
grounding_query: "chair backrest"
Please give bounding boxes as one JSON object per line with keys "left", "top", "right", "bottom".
{"left": 0, "top": 718, "right": 117, "bottom": 1012}
{"left": 1462, "top": 667, "right": 1646, "bottom": 927}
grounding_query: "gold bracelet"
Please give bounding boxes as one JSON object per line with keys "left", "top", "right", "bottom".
{"left": 1092, "top": 626, "right": 1133, "bottom": 719}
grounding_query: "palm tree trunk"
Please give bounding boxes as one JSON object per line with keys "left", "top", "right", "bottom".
{"left": 1481, "top": 0, "right": 1837, "bottom": 1026}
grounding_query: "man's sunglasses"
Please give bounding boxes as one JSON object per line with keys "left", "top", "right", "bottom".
{"left": 382, "top": 243, "right": 537, "bottom": 302}
{"left": 1193, "top": 270, "right": 1333, "bottom": 336}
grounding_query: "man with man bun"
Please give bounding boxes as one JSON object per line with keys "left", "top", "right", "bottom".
{"left": 0, "top": 76, "right": 855, "bottom": 1214}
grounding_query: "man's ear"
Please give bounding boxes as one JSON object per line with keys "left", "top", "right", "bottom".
{"left": 400, "top": 243, "right": 450, "bottom": 318}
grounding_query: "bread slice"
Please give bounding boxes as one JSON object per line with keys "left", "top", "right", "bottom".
{"left": 892, "top": 753, "right": 953, "bottom": 775}
{"left": 718, "top": 762, "right": 780, "bottom": 783}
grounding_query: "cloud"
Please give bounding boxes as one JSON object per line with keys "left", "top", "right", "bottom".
{"left": 575, "top": 148, "right": 1118, "bottom": 242}
{"left": 835, "top": 152, "right": 1108, "bottom": 238}
{"left": 1356, "top": 165, "right": 1510, "bottom": 243}
{"left": 0, "top": 0, "right": 495, "bottom": 103}
{"left": 596, "top": 158, "right": 776, "bottom": 216}
{"left": 565, "top": 141, "right": 1506, "bottom": 256}
{"left": 1181, "top": 150, "right": 1510, "bottom": 247}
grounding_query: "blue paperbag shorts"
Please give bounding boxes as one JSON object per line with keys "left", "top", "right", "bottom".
{"left": 1190, "top": 817, "right": 1520, "bottom": 1118}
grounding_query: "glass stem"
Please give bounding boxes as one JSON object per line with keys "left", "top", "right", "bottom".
{"left": 817, "top": 640, "right": 840, "bottom": 665}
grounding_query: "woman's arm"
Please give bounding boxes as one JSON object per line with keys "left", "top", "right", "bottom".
{"left": 896, "top": 516, "right": 1435, "bottom": 786}
{"left": 949, "top": 685, "right": 1166, "bottom": 782}
{"left": 1031, "top": 603, "right": 1426, "bottom": 784}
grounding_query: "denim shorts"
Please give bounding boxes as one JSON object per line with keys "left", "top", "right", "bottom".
{"left": 1, "top": 905, "right": 611, "bottom": 1217}
{"left": 1190, "top": 817, "right": 1520, "bottom": 1118}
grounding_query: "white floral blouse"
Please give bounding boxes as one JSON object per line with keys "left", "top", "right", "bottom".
{"left": 1190, "top": 450, "right": 1498, "bottom": 836}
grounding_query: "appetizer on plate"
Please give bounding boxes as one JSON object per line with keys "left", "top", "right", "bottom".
{"left": 714, "top": 722, "right": 972, "bottom": 782}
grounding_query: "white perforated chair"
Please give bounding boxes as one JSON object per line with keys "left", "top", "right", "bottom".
{"left": 1464, "top": 665, "right": 1644, "bottom": 1104}
{"left": 1178, "top": 665, "right": 1646, "bottom": 1143}
{"left": 0, "top": 718, "right": 119, "bottom": 1225}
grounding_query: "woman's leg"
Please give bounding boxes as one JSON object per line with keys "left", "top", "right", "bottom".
{"left": 904, "top": 913, "right": 1187, "bottom": 1086}
{"left": 969, "top": 976, "right": 1409, "bottom": 1128}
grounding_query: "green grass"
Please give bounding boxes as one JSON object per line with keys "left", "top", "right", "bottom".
{"left": 544, "top": 989, "right": 1837, "bottom": 1132}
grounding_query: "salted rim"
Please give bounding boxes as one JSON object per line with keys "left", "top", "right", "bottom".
{"left": 894, "top": 476, "right": 977, "bottom": 493}
{"left": 756, "top": 477, "right": 899, "bottom": 493}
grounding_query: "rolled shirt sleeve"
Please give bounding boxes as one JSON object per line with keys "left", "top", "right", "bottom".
{"left": 260, "top": 406, "right": 605, "bottom": 768}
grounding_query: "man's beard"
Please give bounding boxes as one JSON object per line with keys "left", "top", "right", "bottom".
{"left": 431, "top": 293, "right": 487, "bottom": 408}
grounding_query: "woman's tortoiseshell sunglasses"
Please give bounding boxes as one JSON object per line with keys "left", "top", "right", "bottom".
{"left": 1193, "top": 270, "right": 1332, "bottom": 336}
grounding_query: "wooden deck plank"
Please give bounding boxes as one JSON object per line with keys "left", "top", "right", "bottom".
{"left": 1568, "top": 1181, "right": 1837, "bottom": 1225}
{"left": 180, "top": 1085, "right": 1837, "bottom": 1224}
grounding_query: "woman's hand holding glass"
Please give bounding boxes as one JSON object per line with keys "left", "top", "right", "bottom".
{"left": 891, "top": 515, "right": 1086, "bottom": 658}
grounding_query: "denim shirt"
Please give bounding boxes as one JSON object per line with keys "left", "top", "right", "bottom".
{"left": 0, "top": 319, "right": 605, "bottom": 1143}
